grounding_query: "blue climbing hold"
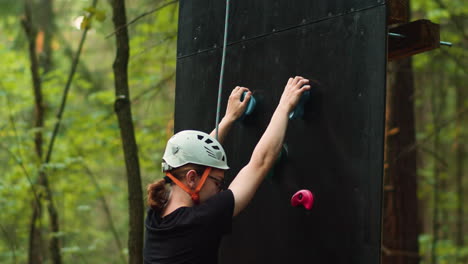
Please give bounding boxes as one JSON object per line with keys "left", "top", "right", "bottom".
{"left": 289, "top": 90, "right": 310, "bottom": 120}
{"left": 240, "top": 91, "right": 256, "bottom": 119}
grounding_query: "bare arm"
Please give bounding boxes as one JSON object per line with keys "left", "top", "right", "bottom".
{"left": 228, "top": 76, "right": 310, "bottom": 216}
{"left": 210, "top": 86, "right": 251, "bottom": 144}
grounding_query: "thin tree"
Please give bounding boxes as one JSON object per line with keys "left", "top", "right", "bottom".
{"left": 110, "top": 0, "right": 144, "bottom": 263}
{"left": 21, "top": 1, "right": 47, "bottom": 262}
{"left": 40, "top": 0, "right": 98, "bottom": 260}
{"left": 23, "top": 0, "right": 98, "bottom": 262}
{"left": 36, "top": 0, "right": 55, "bottom": 73}
{"left": 429, "top": 61, "right": 443, "bottom": 264}
{"left": 455, "top": 76, "right": 466, "bottom": 263}
{"left": 82, "top": 163, "right": 127, "bottom": 264}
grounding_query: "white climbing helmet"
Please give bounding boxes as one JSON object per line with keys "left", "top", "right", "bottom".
{"left": 162, "top": 130, "right": 229, "bottom": 171}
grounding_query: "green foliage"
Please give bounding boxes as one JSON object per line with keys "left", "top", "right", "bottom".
{"left": 419, "top": 234, "right": 468, "bottom": 264}
{"left": 0, "top": 0, "right": 178, "bottom": 263}
{"left": 412, "top": 0, "right": 468, "bottom": 263}
{"left": 81, "top": 6, "right": 107, "bottom": 30}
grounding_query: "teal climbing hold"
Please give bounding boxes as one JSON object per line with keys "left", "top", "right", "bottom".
{"left": 240, "top": 91, "right": 256, "bottom": 120}
{"left": 266, "top": 144, "right": 288, "bottom": 180}
{"left": 289, "top": 90, "right": 310, "bottom": 120}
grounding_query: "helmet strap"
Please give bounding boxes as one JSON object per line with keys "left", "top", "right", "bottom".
{"left": 165, "top": 167, "right": 212, "bottom": 204}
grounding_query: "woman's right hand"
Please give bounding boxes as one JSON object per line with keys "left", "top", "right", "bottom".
{"left": 278, "top": 76, "right": 311, "bottom": 113}
{"left": 225, "top": 86, "right": 251, "bottom": 122}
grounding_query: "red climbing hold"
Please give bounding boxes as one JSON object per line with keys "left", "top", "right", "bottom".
{"left": 291, "top": 190, "right": 314, "bottom": 210}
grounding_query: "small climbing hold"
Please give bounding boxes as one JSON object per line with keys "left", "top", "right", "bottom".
{"left": 239, "top": 91, "right": 256, "bottom": 119}
{"left": 266, "top": 144, "right": 288, "bottom": 180}
{"left": 291, "top": 189, "right": 314, "bottom": 210}
{"left": 289, "top": 90, "right": 310, "bottom": 120}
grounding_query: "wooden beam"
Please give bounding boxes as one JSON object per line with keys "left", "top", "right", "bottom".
{"left": 388, "top": 19, "right": 440, "bottom": 61}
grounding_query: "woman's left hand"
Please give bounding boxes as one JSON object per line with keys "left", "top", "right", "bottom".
{"left": 225, "top": 86, "right": 251, "bottom": 122}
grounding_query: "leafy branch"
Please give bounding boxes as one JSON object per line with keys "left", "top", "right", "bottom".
{"left": 106, "top": 0, "right": 178, "bottom": 38}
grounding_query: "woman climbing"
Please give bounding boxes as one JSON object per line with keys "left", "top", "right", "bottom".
{"left": 144, "top": 76, "right": 311, "bottom": 264}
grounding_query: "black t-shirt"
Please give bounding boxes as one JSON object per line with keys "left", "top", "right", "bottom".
{"left": 143, "top": 189, "right": 235, "bottom": 264}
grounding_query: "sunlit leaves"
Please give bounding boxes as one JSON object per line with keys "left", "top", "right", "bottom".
{"left": 81, "top": 6, "right": 107, "bottom": 30}
{"left": 80, "top": 17, "right": 91, "bottom": 30}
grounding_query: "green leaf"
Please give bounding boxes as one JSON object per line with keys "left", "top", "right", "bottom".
{"left": 95, "top": 10, "right": 106, "bottom": 22}
{"left": 77, "top": 205, "right": 91, "bottom": 211}
{"left": 83, "top": 7, "right": 96, "bottom": 14}
{"left": 80, "top": 16, "right": 91, "bottom": 30}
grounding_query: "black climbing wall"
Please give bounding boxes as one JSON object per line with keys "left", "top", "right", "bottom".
{"left": 174, "top": 0, "right": 387, "bottom": 263}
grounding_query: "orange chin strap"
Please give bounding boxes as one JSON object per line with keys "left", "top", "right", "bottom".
{"left": 165, "top": 167, "right": 212, "bottom": 204}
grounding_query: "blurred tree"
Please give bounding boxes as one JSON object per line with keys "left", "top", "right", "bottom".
{"left": 110, "top": 0, "right": 144, "bottom": 263}
{"left": 412, "top": 0, "right": 467, "bottom": 263}
{"left": 21, "top": 0, "right": 56, "bottom": 262}
{"left": 382, "top": 1, "right": 420, "bottom": 264}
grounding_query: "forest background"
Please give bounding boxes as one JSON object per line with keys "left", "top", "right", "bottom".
{"left": 0, "top": 0, "right": 466, "bottom": 264}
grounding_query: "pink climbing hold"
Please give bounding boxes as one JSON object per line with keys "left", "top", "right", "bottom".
{"left": 291, "top": 190, "right": 314, "bottom": 210}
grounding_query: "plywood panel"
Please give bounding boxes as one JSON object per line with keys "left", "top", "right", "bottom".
{"left": 175, "top": 3, "right": 387, "bottom": 264}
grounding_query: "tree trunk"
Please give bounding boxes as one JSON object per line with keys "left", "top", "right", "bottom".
{"left": 110, "top": 1, "right": 144, "bottom": 263}
{"left": 36, "top": 0, "right": 55, "bottom": 73}
{"left": 455, "top": 79, "right": 465, "bottom": 264}
{"left": 23, "top": 1, "right": 62, "bottom": 263}
{"left": 382, "top": 57, "right": 420, "bottom": 264}
{"left": 382, "top": 1, "right": 420, "bottom": 262}
{"left": 43, "top": 177, "right": 62, "bottom": 264}
{"left": 28, "top": 202, "right": 43, "bottom": 264}
{"left": 430, "top": 68, "right": 441, "bottom": 264}
{"left": 22, "top": 2, "right": 45, "bottom": 263}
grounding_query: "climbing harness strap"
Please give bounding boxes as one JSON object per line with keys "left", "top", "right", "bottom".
{"left": 165, "top": 167, "right": 212, "bottom": 204}
{"left": 215, "top": 0, "right": 230, "bottom": 140}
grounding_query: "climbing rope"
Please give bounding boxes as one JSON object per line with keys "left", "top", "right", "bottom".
{"left": 215, "top": 0, "right": 230, "bottom": 140}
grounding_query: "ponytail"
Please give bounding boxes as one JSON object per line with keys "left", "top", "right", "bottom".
{"left": 146, "top": 163, "right": 207, "bottom": 211}
{"left": 147, "top": 179, "right": 169, "bottom": 211}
